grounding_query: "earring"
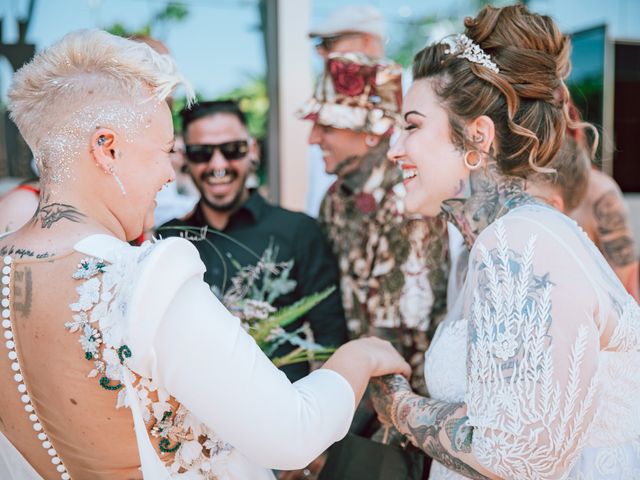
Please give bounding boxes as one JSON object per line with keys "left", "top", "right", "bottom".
{"left": 365, "top": 136, "right": 378, "bottom": 148}
{"left": 97, "top": 136, "right": 107, "bottom": 147}
{"left": 472, "top": 134, "right": 484, "bottom": 143}
{"left": 463, "top": 150, "right": 483, "bottom": 170}
{"left": 109, "top": 166, "right": 127, "bottom": 195}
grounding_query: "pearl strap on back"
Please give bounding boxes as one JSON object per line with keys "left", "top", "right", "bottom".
{"left": 2, "top": 255, "right": 71, "bottom": 480}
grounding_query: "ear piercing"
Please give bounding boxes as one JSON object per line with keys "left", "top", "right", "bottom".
{"left": 109, "top": 166, "right": 127, "bottom": 196}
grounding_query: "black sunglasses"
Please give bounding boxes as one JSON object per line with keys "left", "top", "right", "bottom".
{"left": 314, "top": 33, "right": 361, "bottom": 52}
{"left": 185, "top": 140, "right": 249, "bottom": 163}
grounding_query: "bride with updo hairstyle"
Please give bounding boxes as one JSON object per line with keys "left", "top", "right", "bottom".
{"left": 373, "top": 4, "right": 640, "bottom": 480}
{"left": 0, "top": 29, "right": 411, "bottom": 479}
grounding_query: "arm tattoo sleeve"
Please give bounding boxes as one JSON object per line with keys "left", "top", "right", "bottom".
{"left": 371, "top": 375, "right": 491, "bottom": 480}
{"left": 593, "top": 190, "right": 637, "bottom": 267}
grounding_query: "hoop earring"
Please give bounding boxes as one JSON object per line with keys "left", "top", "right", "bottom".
{"left": 109, "top": 166, "right": 127, "bottom": 195}
{"left": 365, "top": 135, "right": 378, "bottom": 148}
{"left": 463, "top": 150, "right": 483, "bottom": 170}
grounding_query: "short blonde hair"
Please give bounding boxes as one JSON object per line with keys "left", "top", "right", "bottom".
{"left": 8, "top": 29, "right": 194, "bottom": 163}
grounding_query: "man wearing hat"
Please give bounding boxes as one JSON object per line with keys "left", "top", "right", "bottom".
{"left": 304, "top": 5, "right": 388, "bottom": 217}
{"left": 299, "top": 53, "right": 449, "bottom": 396}
{"left": 309, "top": 4, "right": 385, "bottom": 60}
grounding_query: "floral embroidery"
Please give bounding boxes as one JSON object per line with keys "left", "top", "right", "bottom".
{"left": 467, "top": 220, "right": 598, "bottom": 479}
{"left": 67, "top": 241, "right": 233, "bottom": 479}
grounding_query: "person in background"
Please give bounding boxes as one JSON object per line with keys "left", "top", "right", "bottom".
{"left": 305, "top": 4, "right": 386, "bottom": 217}
{"left": 161, "top": 100, "right": 349, "bottom": 382}
{"left": 561, "top": 104, "right": 640, "bottom": 301}
{"left": 300, "top": 52, "right": 449, "bottom": 396}
{"left": 309, "top": 4, "right": 385, "bottom": 60}
{"left": 0, "top": 178, "right": 40, "bottom": 234}
{"left": 526, "top": 136, "right": 591, "bottom": 215}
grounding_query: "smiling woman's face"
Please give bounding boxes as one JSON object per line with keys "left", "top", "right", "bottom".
{"left": 387, "top": 78, "right": 470, "bottom": 216}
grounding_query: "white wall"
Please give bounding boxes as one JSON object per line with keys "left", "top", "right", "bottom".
{"left": 277, "top": 0, "right": 312, "bottom": 212}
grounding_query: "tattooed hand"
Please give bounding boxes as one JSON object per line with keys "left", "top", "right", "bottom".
{"left": 371, "top": 374, "right": 412, "bottom": 427}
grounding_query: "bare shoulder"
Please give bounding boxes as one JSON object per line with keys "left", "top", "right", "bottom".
{"left": 588, "top": 170, "right": 624, "bottom": 202}
{"left": 0, "top": 189, "right": 40, "bottom": 233}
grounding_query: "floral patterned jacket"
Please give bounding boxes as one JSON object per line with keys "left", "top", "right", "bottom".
{"left": 318, "top": 142, "right": 449, "bottom": 393}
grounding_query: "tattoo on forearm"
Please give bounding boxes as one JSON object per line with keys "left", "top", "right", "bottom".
{"left": 12, "top": 266, "right": 33, "bottom": 318}
{"left": 593, "top": 190, "right": 637, "bottom": 267}
{"left": 372, "top": 376, "right": 490, "bottom": 480}
{"left": 37, "top": 202, "right": 86, "bottom": 229}
{"left": 398, "top": 397, "right": 490, "bottom": 480}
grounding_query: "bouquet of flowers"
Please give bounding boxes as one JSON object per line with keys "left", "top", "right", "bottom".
{"left": 214, "top": 241, "right": 336, "bottom": 367}
{"left": 161, "top": 226, "right": 336, "bottom": 367}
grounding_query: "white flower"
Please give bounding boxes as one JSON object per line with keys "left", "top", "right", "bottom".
{"left": 79, "top": 325, "right": 102, "bottom": 355}
{"left": 494, "top": 331, "right": 519, "bottom": 360}
{"left": 242, "top": 299, "right": 276, "bottom": 320}
{"left": 175, "top": 439, "right": 203, "bottom": 466}
{"left": 65, "top": 312, "right": 88, "bottom": 333}
{"left": 70, "top": 278, "right": 101, "bottom": 311}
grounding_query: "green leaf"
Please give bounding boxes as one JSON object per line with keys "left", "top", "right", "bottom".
{"left": 251, "top": 286, "right": 335, "bottom": 346}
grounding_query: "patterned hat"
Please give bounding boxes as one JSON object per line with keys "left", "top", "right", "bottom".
{"left": 298, "top": 52, "right": 403, "bottom": 136}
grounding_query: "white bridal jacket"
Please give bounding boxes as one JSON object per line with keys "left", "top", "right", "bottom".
{"left": 0, "top": 235, "right": 355, "bottom": 479}
{"left": 426, "top": 204, "right": 640, "bottom": 480}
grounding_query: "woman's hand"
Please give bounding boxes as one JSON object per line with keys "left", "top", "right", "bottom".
{"left": 346, "top": 337, "right": 412, "bottom": 378}
{"left": 322, "top": 337, "right": 411, "bottom": 405}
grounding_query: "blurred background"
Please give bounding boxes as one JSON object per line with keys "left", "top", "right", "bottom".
{"left": 0, "top": 0, "right": 638, "bottom": 239}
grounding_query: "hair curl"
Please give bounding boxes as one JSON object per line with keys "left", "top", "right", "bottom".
{"left": 412, "top": 4, "right": 596, "bottom": 176}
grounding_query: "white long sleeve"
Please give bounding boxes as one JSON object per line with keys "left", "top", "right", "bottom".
{"left": 464, "top": 212, "right": 602, "bottom": 479}
{"left": 125, "top": 238, "right": 355, "bottom": 470}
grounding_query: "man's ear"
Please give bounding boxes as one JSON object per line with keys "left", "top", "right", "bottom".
{"left": 90, "top": 128, "right": 118, "bottom": 173}
{"left": 248, "top": 138, "right": 260, "bottom": 170}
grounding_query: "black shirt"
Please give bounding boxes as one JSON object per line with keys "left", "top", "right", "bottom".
{"left": 160, "top": 191, "right": 348, "bottom": 381}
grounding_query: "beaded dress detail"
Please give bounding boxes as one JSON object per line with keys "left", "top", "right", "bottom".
{"left": 2, "top": 255, "right": 71, "bottom": 480}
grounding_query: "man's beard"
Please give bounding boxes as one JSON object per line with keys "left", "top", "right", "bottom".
{"left": 200, "top": 186, "right": 247, "bottom": 212}
{"left": 198, "top": 168, "right": 248, "bottom": 213}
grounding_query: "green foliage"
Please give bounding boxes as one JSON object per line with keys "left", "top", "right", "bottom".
{"left": 217, "top": 75, "right": 269, "bottom": 141}
{"left": 105, "top": 2, "right": 189, "bottom": 39}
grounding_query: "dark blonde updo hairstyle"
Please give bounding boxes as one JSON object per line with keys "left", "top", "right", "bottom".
{"left": 413, "top": 4, "right": 591, "bottom": 176}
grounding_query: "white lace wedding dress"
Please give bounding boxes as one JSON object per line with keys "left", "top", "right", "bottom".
{"left": 425, "top": 204, "right": 640, "bottom": 479}
{"left": 0, "top": 235, "right": 355, "bottom": 479}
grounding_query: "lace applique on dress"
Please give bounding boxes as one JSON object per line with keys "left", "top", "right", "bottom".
{"left": 606, "top": 294, "right": 640, "bottom": 352}
{"left": 66, "top": 243, "right": 233, "bottom": 478}
{"left": 466, "top": 220, "right": 598, "bottom": 479}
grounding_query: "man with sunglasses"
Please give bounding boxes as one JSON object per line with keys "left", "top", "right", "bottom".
{"left": 160, "top": 100, "right": 348, "bottom": 382}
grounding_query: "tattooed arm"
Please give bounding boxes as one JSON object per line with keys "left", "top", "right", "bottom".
{"left": 371, "top": 375, "right": 497, "bottom": 480}
{"left": 592, "top": 184, "right": 639, "bottom": 301}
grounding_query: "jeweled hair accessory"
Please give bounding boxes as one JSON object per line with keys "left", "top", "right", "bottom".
{"left": 444, "top": 34, "right": 499, "bottom": 74}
